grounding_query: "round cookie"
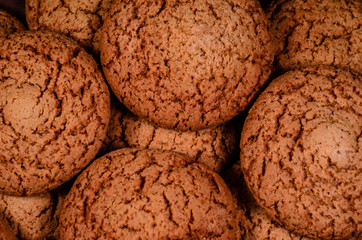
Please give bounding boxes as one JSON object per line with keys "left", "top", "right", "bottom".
{"left": 222, "top": 162, "right": 312, "bottom": 240}
{"left": 100, "top": 0, "right": 276, "bottom": 131}
{"left": 0, "top": 191, "right": 60, "bottom": 240}
{"left": 240, "top": 66, "right": 361, "bottom": 239}
{"left": 100, "top": 100, "right": 239, "bottom": 172}
{"left": 0, "top": 213, "right": 17, "bottom": 240}
{"left": 0, "top": 9, "right": 26, "bottom": 37}
{"left": 265, "top": 0, "right": 362, "bottom": 74}
{"left": 0, "top": 30, "right": 110, "bottom": 196}
{"left": 59, "top": 148, "right": 238, "bottom": 239}
{"left": 25, "top": 0, "right": 114, "bottom": 53}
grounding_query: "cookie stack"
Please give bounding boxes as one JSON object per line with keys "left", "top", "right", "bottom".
{"left": 0, "top": 0, "right": 360, "bottom": 239}
{"left": 99, "top": 100, "right": 240, "bottom": 173}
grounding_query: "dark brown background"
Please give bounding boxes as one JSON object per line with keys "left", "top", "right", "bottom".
{"left": 0, "top": 0, "right": 25, "bottom": 23}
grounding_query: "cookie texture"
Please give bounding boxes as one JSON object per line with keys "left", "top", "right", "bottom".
{"left": 46, "top": 182, "right": 72, "bottom": 240}
{"left": 101, "top": 101, "right": 239, "bottom": 172}
{"left": 25, "top": 0, "right": 114, "bottom": 53}
{"left": 101, "top": 0, "right": 276, "bottom": 131}
{"left": 222, "top": 162, "right": 312, "bottom": 240}
{"left": 0, "top": 192, "right": 58, "bottom": 240}
{"left": 0, "top": 9, "right": 26, "bottom": 37}
{"left": 99, "top": 101, "right": 129, "bottom": 154}
{"left": 266, "top": 0, "right": 362, "bottom": 73}
{"left": 59, "top": 148, "right": 238, "bottom": 239}
{"left": 240, "top": 66, "right": 361, "bottom": 239}
{"left": 0, "top": 30, "right": 110, "bottom": 196}
{"left": 0, "top": 213, "right": 17, "bottom": 240}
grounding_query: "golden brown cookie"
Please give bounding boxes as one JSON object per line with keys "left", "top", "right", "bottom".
{"left": 0, "top": 9, "right": 25, "bottom": 37}
{"left": 0, "top": 213, "right": 17, "bottom": 240}
{"left": 0, "top": 30, "right": 110, "bottom": 196}
{"left": 59, "top": 148, "right": 238, "bottom": 239}
{"left": 222, "top": 162, "right": 312, "bottom": 240}
{"left": 101, "top": 101, "right": 239, "bottom": 172}
{"left": 101, "top": 0, "right": 276, "bottom": 131}
{"left": 25, "top": 0, "right": 114, "bottom": 53}
{"left": 266, "top": 0, "right": 362, "bottom": 73}
{"left": 240, "top": 66, "right": 361, "bottom": 239}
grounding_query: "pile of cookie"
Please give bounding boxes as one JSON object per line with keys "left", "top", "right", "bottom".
{"left": 0, "top": 0, "right": 360, "bottom": 239}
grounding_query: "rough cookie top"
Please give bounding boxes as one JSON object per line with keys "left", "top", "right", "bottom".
{"left": 266, "top": 0, "right": 362, "bottom": 73}
{"left": 240, "top": 66, "right": 361, "bottom": 239}
{"left": 101, "top": 0, "right": 276, "bottom": 131}
{"left": 0, "top": 9, "right": 26, "bottom": 37}
{"left": 59, "top": 148, "right": 238, "bottom": 239}
{"left": 101, "top": 101, "right": 239, "bottom": 172}
{"left": 222, "top": 162, "right": 312, "bottom": 240}
{"left": 0, "top": 192, "right": 58, "bottom": 240}
{"left": 25, "top": 0, "right": 114, "bottom": 53}
{"left": 0, "top": 30, "right": 110, "bottom": 196}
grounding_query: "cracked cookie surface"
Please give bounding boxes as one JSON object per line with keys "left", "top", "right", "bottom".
{"left": 59, "top": 148, "right": 238, "bottom": 239}
{"left": 101, "top": 0, "right": 276, "bottom": 131}
{"left": 25, "top": 0, "right": 114, "bottom": 53}
{"left": 0, "top": 9, "right": 26, "bottom": 37}
{"left": 240, "top": 66, "right": 361, "bottom": 239}
{"left": 0, "top": 30, "right": 110, "bottom": 196}
{"left": 266, "top": 0, "right": 362, "bottom": 74}
{"left": 100, "top": 100, "right": 239, "bottom": 172}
